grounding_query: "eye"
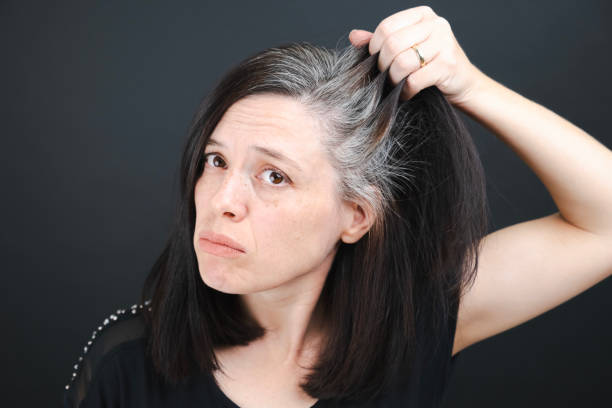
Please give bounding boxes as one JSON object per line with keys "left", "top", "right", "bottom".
{"left": 204, "top": 153, "right": 226, "bottom": 169}
{"left": 203, "top": 152, "right": 291, "bottom": 187}
{"left": 261, "top": 168, "right": 290, "bottom": 186}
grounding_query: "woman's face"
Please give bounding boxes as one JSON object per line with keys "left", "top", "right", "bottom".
{"left": 193, "top": 93, "right": 360, "bottom": 295}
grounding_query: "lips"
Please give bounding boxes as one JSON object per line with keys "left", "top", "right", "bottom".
{"left": 198, "top": 230, "right": 246, "bottom": 253}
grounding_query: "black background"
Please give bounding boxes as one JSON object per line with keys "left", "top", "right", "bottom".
{"left": 1, "top": 1, "right": 610, "bottom": 406}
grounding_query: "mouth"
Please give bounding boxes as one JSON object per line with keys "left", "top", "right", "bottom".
{"left": 198, "top": 238, "right": 244, "bottom": 258}
{"left": 197, "top": 230, "right": 246, "bottom": 256}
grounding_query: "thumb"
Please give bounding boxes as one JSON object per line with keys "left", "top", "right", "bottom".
{"left": 349, "top": 29, "right": 373, "bottom": 47}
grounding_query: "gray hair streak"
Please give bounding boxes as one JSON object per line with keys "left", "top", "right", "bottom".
{"left": 238, "top": 42, "right": 424, "bottom": 236}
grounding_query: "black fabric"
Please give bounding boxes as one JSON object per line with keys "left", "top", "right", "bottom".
{"left": 63, "top": 303, "right": 461, "bottom": 408}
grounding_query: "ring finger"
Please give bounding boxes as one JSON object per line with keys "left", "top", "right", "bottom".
{"left": 388, "top": 35, "right": 440, "bottom": 87}
{"left": 377, "top": 17, "right": 437, "bottom": 74}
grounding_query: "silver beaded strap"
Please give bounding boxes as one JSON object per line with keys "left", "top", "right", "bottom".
{"left": 64, "top": 299, "right": 152, "bottom": 391}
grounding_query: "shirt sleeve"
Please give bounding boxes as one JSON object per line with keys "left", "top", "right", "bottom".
{"left": 65, "top": 352, "right": 122, "bottom": 408}
{"left": 62, "top": 302, "right": 149, "bottom": 408}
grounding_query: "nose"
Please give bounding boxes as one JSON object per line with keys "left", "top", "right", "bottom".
{"left": 210, "top": 168, "right": 248, "bottom": 221}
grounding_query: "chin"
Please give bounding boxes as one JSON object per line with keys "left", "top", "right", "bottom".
{"left": 199, "top": 267, "right": 246, "bottom": 295}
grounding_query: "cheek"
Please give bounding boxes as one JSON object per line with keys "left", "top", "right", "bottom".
{"left": 193, "top": 177, "right": 206, "bottom": 211}
{"left": 194, "top": 175, "right": 220, "bottom": 219}
{"left": 256, "top": 197, "right": 339, "bottom": 268}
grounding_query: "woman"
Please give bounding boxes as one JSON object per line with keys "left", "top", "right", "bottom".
{"left": 63, "top": 5, "right": 612, "bottom": 408}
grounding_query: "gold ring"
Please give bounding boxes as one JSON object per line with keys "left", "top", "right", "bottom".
{"left": 411, "top": 45, "right": 426, "bottom": 67}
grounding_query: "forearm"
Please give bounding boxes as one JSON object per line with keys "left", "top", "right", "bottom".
{"left": 454, "top": 65, "right": 612, "bottom": 237}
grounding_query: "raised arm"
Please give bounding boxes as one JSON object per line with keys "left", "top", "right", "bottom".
{"left": 446, "top": 60, "right": 612, "bottom": 355}
{"left": 349, "top": 5, "right": 612, "bottom": 354}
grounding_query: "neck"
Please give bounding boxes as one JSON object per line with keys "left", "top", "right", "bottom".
{"left": 238, "top": 249, "right": 335, "bottom": 366}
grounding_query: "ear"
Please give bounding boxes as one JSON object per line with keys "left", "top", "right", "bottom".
{"left": 339, "top": 199, "right": 376, "bottom": 244}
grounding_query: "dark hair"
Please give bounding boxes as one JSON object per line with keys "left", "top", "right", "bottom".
{"left": 140, "top": 40, "right": 489, "bottom": 404}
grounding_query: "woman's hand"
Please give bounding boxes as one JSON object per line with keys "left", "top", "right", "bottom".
{"left": 348, "top": 5, "right": 486, "bottom": 105}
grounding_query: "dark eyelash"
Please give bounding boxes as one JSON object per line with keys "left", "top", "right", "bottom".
{"left": 204, "top": 152, "right": 227, "bottom": 168}
{"left": 203, "top": 152, "right": 292, "bottom": 184}
{"left": 262, "top": 167, "right": 291, "bottom": 184}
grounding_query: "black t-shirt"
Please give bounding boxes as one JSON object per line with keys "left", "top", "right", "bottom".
{"left": 63, "top": 301, "right": 461, "bottom": 407}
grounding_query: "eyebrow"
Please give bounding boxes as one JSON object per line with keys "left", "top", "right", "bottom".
{"left": 206, "top": 138, "right": 303, "bottom": 172}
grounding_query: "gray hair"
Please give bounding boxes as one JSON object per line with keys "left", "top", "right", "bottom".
{"left": 142, "top": 39, "right": 489, "bottom": 402}
{"left": 238, "top": 42, "right": 422, "bottom": 235}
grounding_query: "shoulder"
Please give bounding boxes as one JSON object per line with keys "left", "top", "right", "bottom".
{"left": 63, "top": 300, "right": 151, "bottom": 407}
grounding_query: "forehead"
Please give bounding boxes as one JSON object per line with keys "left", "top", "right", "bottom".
{"left": 211, "top": 94, "right": 324, "bottom": 154}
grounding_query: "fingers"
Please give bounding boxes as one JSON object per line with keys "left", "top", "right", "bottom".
{"left": 350, "top": 5, "right": 461, "bottom": 101}
{"left": 387, "top": 33, "right": 440, "bottom": 86}
{"left": 349, "top": 29, "right": 373, "bottom": 47}
{"left": 376, "top": 17, "right": 437, "bottom": 74}
{"left": 368, "top": 5, "right": 436, "bottom": 55}
{"left": 400, "top": 58, "right": 445, "bottom": 100}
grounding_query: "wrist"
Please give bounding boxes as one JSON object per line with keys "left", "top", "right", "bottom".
{"left": 450, "top": 64, "right": 497, "bottom": 113}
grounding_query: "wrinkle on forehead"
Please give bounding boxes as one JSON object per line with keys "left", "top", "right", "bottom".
{"left": 222, "top": 94, "right": 318, "bottom": 139}
{"left": 208, "top": 93, "right": 345, "bottom": 210}
{"left": 213, "top": 94, "right": 329, "bottom": 168}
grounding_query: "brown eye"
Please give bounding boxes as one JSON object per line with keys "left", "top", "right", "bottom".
{"left": 261, "top": 168, "right": 287, "bottom": 186}
{"left": 205, "top": 153, "right": 226, "bottom": 168}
